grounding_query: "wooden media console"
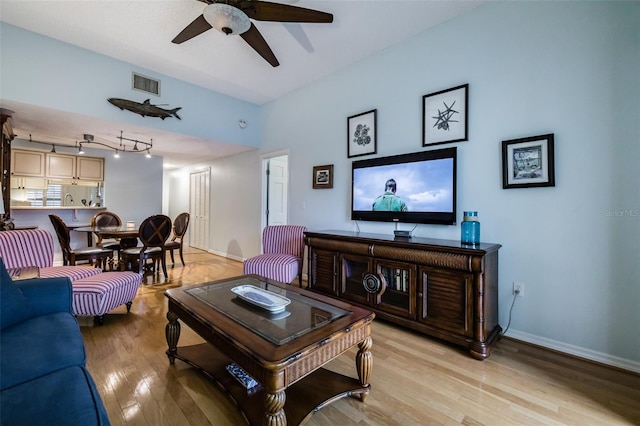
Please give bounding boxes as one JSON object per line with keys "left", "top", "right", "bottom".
{"left": 304, "top": 230, "right": 502, "bottom": 359}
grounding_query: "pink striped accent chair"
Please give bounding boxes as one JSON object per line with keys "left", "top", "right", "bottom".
{"left": 0, "top": 229, "right": 101, "bottom": 282}
{"left": 0, "top": 229, "right": 142, "bottom": 325}
{"left": 242, "top": 225, "right": 307, "bottom": 286}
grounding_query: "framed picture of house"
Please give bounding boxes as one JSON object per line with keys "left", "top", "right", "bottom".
{"left": 312, "top": 164, "right": 333, "bottom": 189}
{"left": 502, "top": 133, "right": 555, "bottom": 189}
{"left": 347, "top": 109, "right": 377, "bottom": 158}
{"left": 422, "top": 84, "right": 468, "bottom": 146}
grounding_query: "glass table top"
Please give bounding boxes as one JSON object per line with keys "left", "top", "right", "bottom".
{"left": 186, "top": 276, "right": 351, "bottom": 346}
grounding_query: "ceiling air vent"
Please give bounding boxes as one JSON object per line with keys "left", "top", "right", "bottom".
{"left": 132, "top": 72, "right": 160, "bottom": 96}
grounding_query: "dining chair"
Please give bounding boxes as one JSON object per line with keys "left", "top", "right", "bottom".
{"left": 242, "top": 225, "right": 307, "bottom": 286}
{"left": 48, "top": 214, "right": 113, "bottom": 270}
{"left": 165, "top": 212, "right": 190, "bottom": 266}
{"left": 120, "top": 214, "right": 172, "bottom": 279}
{"left": 91, "top": 211, "right": 122, "bottom": 250}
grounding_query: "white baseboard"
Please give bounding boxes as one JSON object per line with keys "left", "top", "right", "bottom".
{"left": 506, "top": 329, "right": 640, "bottom": 374}
{"left": 207, "top": 249, "right": 244, "bottom": 263}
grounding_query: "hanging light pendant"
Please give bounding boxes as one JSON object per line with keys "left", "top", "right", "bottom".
{"left": 203, "top": 3, "right": 251, "bottom": 35}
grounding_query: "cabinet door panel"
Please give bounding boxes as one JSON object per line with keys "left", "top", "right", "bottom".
{"left": 77, "top": 156, "right": 104, "bottom": 181}
{"left": 11, "top": 150, "right": 45, "bottom": 176}
{"left": 339, "top": 254, "right": 371, "bottom": 305}
{"left": 11, "top": 177, "right": 48, "bottom": 189}
{"left": 309, "top": 248, "right": 337, "bottom": 295}
{"left": 419, "top": 267, "right": 473, "bottom": 336}
{"left": 377, "top": 261, "right": 416, "bottom": 319}
{"left": 46, "top": 154, "right": 76, "bottom": 179}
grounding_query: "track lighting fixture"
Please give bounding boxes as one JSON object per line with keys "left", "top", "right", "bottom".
{"left": 26, "top": 132, "right": 154, "bottom": 159}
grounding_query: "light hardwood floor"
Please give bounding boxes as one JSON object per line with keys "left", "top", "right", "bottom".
{"left": 80, "top": 248, "right": 640, "bottom": 425}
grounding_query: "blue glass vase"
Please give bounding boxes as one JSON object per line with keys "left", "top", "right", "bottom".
{"left": 461, "top": 211, "right": 480, "bottom": 245}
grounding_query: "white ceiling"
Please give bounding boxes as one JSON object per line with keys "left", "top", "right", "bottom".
{"left": 1, "top": 0, "right": 484, "bottom": 168}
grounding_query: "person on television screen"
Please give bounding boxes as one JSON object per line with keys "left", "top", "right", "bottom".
{"left": 372, "top": 179, "right": 408, "bottom": 212}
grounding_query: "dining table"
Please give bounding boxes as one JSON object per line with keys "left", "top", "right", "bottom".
{"left": 73, "top": 225, "right": 140, "bottom": 250}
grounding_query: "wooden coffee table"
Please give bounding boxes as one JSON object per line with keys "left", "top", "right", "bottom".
{"left": 165, "top": 275, "right": 375, "bottom": 425}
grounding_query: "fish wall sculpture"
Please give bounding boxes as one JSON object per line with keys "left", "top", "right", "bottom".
{"left": 108, "top": 98, "right": 182, "bottom": 120}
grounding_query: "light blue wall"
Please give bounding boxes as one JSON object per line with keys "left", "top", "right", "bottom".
{"left": 1, "top": 22, "right": 262, "bottom": 263}
{"left": 259, "top": 1, "right": 640, "bottom": 368}
{"left": 0, "top": 23, "right": 262, "bottom": 146}
{"left": 1, "top": 2, "right": 638, "bottom": 370}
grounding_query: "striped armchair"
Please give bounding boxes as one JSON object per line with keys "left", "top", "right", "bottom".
{"left": 242, "top": 225, "right": 307, "bottom": 286}
{"left": 0, "top": 229, "right": 102, "bottom": 282}
{"left": 0, "top": 229, "right": 142, "bottom": 325}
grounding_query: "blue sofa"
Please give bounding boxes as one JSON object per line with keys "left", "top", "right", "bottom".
{"left": 0, "top": 259, "right": 110, "bottom": 426}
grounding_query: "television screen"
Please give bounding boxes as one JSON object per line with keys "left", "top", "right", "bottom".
{"left": 351, "top": 147, "right": 457, "bottom": 225}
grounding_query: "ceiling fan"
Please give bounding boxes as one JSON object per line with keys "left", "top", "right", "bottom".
{"left": 172, "top": 0, "right": 333, "bottom": 67}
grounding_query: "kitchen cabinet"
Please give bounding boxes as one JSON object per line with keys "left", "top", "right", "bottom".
{"left": 10, "top": 177, "right": 47, "bottom": 190}
{"left": 11, "top": 150, "right": 45, "bottom": 177}
{"left": 46, "top": 153, "right": 104, "bottom": 181}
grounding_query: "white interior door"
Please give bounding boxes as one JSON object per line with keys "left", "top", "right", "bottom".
{"left": 266, "top": 155, "right": 288, "bottom": 226}
{"left": 189, "top": 168, "right": 210, "bottom": 250}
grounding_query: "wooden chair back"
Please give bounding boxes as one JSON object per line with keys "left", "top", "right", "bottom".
{"left": 92, "top": 211, "right": 122, "bottom": 227}
{"left": 172, "top": 212, "right": 190, "bottom": 241}
{"left": 91, "top": 211, "right": 122, "bottom": 245}
{"left": 48, "top": 214, "right": 72, "bottom": 255}
{"left": 138, "top": 215, "right": 172, "bottom": 248}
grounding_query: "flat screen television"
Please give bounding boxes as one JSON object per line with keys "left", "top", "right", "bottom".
{"left": 351, "top": 147, "right": 457, "bottom": 225}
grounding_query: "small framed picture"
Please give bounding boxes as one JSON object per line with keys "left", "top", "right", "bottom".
{"left": 312, "top": 164, "right": 333, "bottom": 189}
{"left": 422, "top": 84, "right": 468, "bottom": 146}
{"left": 347, "top": 109, "right": 377, "bottom": 158}
{"left": 502, "top": 133, "right": 555, "bottom": 189}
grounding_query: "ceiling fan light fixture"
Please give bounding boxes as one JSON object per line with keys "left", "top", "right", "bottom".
{"left": 203, "top": 3, "right": 250, "bottom": 35}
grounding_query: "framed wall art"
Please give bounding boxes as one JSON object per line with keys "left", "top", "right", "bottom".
{"left": 312, "top": 164, "right": 333, "bottom": 189}
{"left": 422, "top": 84, "right": 468, "bottom": 146}
{"left": 347, "top": 109, "right": 377, "bottom": 158}
{"left": 502, "top": 133, "right": 555, "bottom": 189}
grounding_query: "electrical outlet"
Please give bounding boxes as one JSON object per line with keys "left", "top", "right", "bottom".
{"left": 513, "top": 282, "right": 524, "bottom": 297}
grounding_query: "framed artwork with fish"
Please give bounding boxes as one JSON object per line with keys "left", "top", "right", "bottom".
{"left": 107, "top": 98, "right": 181, "bottom": 120}
{"left": 422, "top": 84, "right": 468, "bottom": 147}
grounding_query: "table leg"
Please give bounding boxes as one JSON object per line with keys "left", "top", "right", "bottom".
{"left": 355, "top": 336, "right": 373, "bottom": 402}
{"left": 165, "top": 311, "right": 181, "bottom": 365}
{"left": 264, "top": 390, "right": 286, "bottom": 426}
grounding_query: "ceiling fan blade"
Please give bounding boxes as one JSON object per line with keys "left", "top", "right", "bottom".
{"left": 240, "top": 23, "right": 280, "bottom": 67}
{"left": 172, "top": 14, "right": 213, "bottom": 44}
{"left": 239, "top": 1, "right": 333, "bottom": 23}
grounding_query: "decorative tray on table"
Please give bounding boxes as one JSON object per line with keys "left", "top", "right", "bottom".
{"left": 231, "top": 285, "right": 291, "bottom": 313}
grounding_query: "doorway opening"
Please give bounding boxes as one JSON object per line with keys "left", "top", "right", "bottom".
{"left": 261, "top": 153, "right": 289, "bottom": 229}
{"left": 189, "top": 168, "right": 210, "bottom": 250}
